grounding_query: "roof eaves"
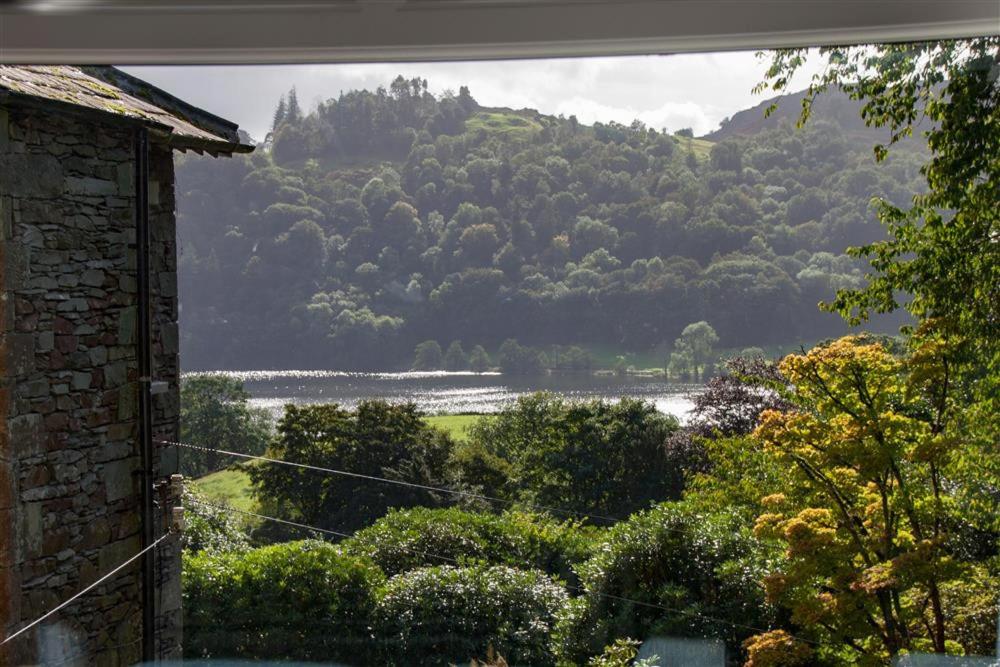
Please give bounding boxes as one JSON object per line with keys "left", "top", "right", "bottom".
{"left": 0, "top": 65, "right": 253, "bottom": 155}
{"left": 0, "top": 85, "right": 252, "bottom": 156}
{"left": 0, "top": 85, "right": 163, "bottom": 131}
{"left": 81, "top": 66, "right": 247, "bottom": 145}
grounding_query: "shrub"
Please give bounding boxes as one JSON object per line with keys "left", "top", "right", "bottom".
{"left": 180, "top": 489, "right": 249, "bottom": 554}
{"left": 343, "top": 506, "right": 597, "bottom": 582}
{"left": 183, "top": 540, "right": 384, "bottom": 662}
{"left": 588, "top": 638, "right": 660, "bottom": 667}
{"left": 375, "top": 565, "right": 567, "bottom": 666}
{"left": 413, "top": 339, "right": 443, "bottom": 370}
{"left": 448, "top": 437, "right": 513, "bottom": 499}
{"left": 553, "top": 502, "right": 774, "bottom": 665}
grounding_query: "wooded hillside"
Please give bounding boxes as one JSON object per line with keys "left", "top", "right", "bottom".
{"left": 176, "top": 78, "right": 920, "bottom": 369}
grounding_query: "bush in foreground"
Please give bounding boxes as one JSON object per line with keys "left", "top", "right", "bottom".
{"left": 343, "top": 506, "right": 597, "bottom": 582}
{"left": 554, "top": 501, "right": 774, "bottom": 665}
{"left": 375, "top": 565, "right": 567, "bottom": 666}
{"left": 180, "top": 489, "right": 250, "bottom": 554}
{"left": 183, "top": 540, "right": 384, "bottom": 662}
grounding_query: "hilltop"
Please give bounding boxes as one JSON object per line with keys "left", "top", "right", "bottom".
{"left": 704, "top": 86, "right": 880, "bottom": 142}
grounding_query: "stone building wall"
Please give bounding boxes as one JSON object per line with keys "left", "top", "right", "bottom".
{"left": 0, "top": 104, "right": 181, "bottom": 665}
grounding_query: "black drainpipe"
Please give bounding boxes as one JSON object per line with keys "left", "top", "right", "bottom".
{"left": 134, "top": 126, "right": 156, "bottom": 664}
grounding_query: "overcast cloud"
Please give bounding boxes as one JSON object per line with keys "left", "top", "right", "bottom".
{"left": 124, "top": 51, "right": 821, "bottom": 142}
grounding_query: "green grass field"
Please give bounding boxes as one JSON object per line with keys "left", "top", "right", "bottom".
{"left": 676, "top": 135, "right": 714, "bottom": 160}
{"left": 580, "top": 338, "right": 836, "bottom": 374}
{"left": 189, "top": 466, "right": 256, "bottom": 512}
{"left": 425, "top": 413, "right": 489, "bottom": 441}
{"left": 189, "top": 414, "right": 493, "bottom": 509}
{"left": 465, "top": 110, "right": 543, "bottom": 139}
{"left": 576, "top": 344, "right": 665, "bottom": 372}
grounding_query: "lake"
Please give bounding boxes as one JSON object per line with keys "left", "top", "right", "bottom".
{"left": 192, "top": 370, "right": 699, "bottom": 422}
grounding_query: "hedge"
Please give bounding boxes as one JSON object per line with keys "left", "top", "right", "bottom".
{"left": 343, "top": 506, "right": 597, "bottom": 582}
{"left": 183, "top": 540, "right": 384, "bottom": 662}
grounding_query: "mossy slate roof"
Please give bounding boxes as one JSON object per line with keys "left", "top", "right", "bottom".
{"left": 0, "top": 64, "right": 252, "bottom": 155}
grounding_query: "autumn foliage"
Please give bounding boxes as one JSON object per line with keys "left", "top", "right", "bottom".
{"left": 746, "top": 336, "right": 993, "bottom": 663}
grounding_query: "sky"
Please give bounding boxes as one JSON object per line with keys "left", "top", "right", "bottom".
{"left": 124, "top": 51, "right": 822, "bottom": 143}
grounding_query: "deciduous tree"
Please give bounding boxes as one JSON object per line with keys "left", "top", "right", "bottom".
{"left": 672, "top": 321, "right": 719, "bottom": 381}
{"left": 749, "top": 336, "right": 992, "bottom": 662}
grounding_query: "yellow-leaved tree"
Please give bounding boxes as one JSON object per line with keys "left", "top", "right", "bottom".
{"left": 744, "top": 335, "right": 997, "bottom": 665}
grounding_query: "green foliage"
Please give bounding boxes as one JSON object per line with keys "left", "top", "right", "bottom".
{"left": 759, "top": 38, "right": 1000, "bottom": 459}
{"left": 671, "top": 321, "right": 720, "bottom": 380}
{"left": 550, "top": 345, "right": 594, "bottom": 372}
{"left": 374, "top": 565, "right": 567, "bottom": 666}
{"left": 183, "top": 540, "right": 384, "bottom": 662}
{"left": 342, "top": 506, "right": 597, "bottom": 582}
{"left": 443, "top": 340, "right": 468, "bottom": 371}
{"left": 447, "top": 436, "right": 513, "bottom": 500}
{"left": 249, "top": 401, "right": 455, "bottom": 533}
{"left": 469, "top": 344, "right": 492, "bottom": 372}
{"left": 553, "top": 501, "right": 775, "bottom": 665}
{"left": 684, "top": 433, "right": 784, "bottom": 523}
{"left": 412, "top": 339, "right": 443, "bottom": 370}
{"left": 181, "top": 489, "right": 250, "bottom": 554}
{"left": 587, "top": 638, "right": 660, "bottom": 667}
{"left": 496, "top": 338, "right": 548, "bottom": 375}
{"left": 464, "top": 394, "right": 682, "bottom": 520}
{"left": 723, "top": 41, "right": 1000, "bottom": 660}
{"left": 938, "top": 562, "right": 1000, "bottom": 657}
{"left": 175, "top": 49, "right": 1000, "bottom": 667}
{"left": 177, "top": 77, "right": 919, "bottom": 371}
{"left": 179, "top": 375, "right": 272, "bottom": 478}
{"left": 189, "top": 415, "right": 485, "bottom": 512}
{"left": 750, "top": 336, "right": 995, "bottom": 660}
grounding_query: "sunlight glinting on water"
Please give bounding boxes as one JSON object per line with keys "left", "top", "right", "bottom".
{"left": 184, "top": 370, "right": 503, "bottom": 382}
{"left": 221, "top": 370, "right": 698, "bottom": 423}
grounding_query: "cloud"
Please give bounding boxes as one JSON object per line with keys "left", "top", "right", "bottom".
{"left": 124, "top": 51, "right": 822, "bottom": 141}
{"left": 553, "top": 96, "right": 717, "bottom": 135}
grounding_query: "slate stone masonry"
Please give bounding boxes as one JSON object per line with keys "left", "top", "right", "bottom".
{"left": 0, "top": 104, "right": 181, "bottom": 665}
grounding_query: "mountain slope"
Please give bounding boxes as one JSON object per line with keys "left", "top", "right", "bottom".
{"left": 704, "top": 87, "right": 883, "bottom": 143}
{"left": 175, "top": 78, "right": 920, "bottom": 370}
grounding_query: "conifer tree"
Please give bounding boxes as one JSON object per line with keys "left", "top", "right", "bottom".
{"left": 285, "top": 87, "right": 303, "bottom": 124}
{"left": 271, "top": 94, "right": 287, "bottom": 132}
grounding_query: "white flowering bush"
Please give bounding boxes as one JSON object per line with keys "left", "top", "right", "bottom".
{"left": 375, "top": 564, "right": 567, "bottom": 666}
{"left": 553, "top": 502, "right": 774, "bottom": 665}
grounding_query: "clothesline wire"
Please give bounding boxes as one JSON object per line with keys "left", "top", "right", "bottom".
{"left": 161, "top": 437, "right": 760, "bottom": 554}
{"left": 189, "top": 497, "right": 461, "bottom": 567}
{"left": 158, "top": 438, "right": 623, "bottom": 524}
{"left": 1, "top": 533, "right": 172, "bottom": 647}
